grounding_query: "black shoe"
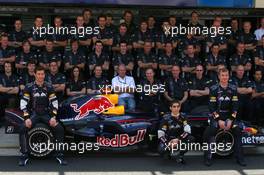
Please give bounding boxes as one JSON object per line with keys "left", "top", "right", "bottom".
{"left": 162, "top": 152, "right": 172, "bottom": 160}
{"left": 237, "top": 159, "right": 247, "bottom": 167}
{"left": 18, "top": 154, "right": 29, "bottom": 166}
{"left": 176, "top": 156, "right": 186, "bottom": 164}
{"left": 204, "top": 158, "right": 212, "bottom": 167}
{"left": 55, "top": 154, "right": 67, "bottom": 166}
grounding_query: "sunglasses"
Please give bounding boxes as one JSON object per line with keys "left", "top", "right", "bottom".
{"left": 196, "top": 70, "right": 203, "bottom": 72}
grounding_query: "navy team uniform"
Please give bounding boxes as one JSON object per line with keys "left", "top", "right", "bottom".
{"left": 0, "top": 46, "right": 15, "bottom": 73}
{"left": 203, "top": 83, "right": 244, "bottom": 164}
{"left": 231, "top": 76, "right": 253, "bottom": 121}
{"left": 19, "top": 82, "right": 64, "bottom": 160}
{"left": 157, "top": 113, "right": 194, "bottom": 160}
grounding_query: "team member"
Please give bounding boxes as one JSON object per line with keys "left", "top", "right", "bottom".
{"left": 230, "top": 42, "right": 252, "bottom": 77}
{"left": 92, "top": 14, "right": 113, "bottom": 53}
{"left": 132, "top": 20, "right": 154, "bottom": 53}
{"left": 138, "top": 68, "right": 163, "bottom": 115}
{"left": 66, "top": 66, "right": 86, "bottom": 97}
{"left": 181, "top": 44, "right": 202, "bottom": 80}
{"left": 82, "top": 8, "right": 95, "bottom": 27}
{"left": 159, "top": 42, "right": 180, "bottom": 78}
{"left": 45, "top": 61, "right": 66, "bottom": 102}
{"left": 46, "top": 16, "right": 68, "bottom": 54}
{"left": 122, "top": 10, "right": 136, "bottom": 35}
{"left": 87, "top": 40, "right": 110, "bottom": 75}
{"left": 112, "top": 41, "right": 134, "bottom": 76}
{"left": 254, "top": 35, "right": 264, "bottom": 74}
{"left": 86, "top": 65, "right": 109, "bottom": 95}
{"left": 156, "top": 20, "right": 177, "bottom": 53}
{"left": 38, "top": 40, "right": 62, "bottom": 70}
{"left": 112, "top": 64, "right": 136, "bottom": 112}
{"left": 237, "top": 21, "right": 256, "bottom": 57}
{"left": 0, "top": 35, "right": 16, "bottom": 73}
{"left": 136, "top": 41, "right": 158, "bottom": 78}
{"left": 188, "top": 65, "right": 210, "bottom": 109}
{"left": 164, "top": 65, "right": 188, "bottom": 112}
{"left": 206, "top": 20, "right": 227, "bottom": 54}
{"left": 106, "top": 13, "right": 117, "bottom": 34}
{"left": 63, "top": 40, "right": 86, "bottom": 74}
{"left": 27, "top": 16, "right": 46, "bottom": 54}
{"left": 254, "top": 18, "right": 264, "bottom": 45}
{"left": 251, "top": 69, "right": 264, "bottom": 125}
{"left": 8, "top": 19, "right": 27, "bottom": 52}
{"left": 231, "top": 65, "right": 253, "bottom": 121}
{"left": 0, "top": 62, "right": 19, "bottom": 123}
{"left": 70, "top": 15, "right": 92, "bottom": 55}
{"left": 158, "top": 100, "right": 194, "bottom": 163}
{"left": 112, "top": 23, "right": 132, "bottom": 53}
{"left": 203, "top": 68, "right": 246, "bottom": 167}
{"left": 19, "top": 60, "right": 36, "bottom": 91}
{"left": 205, "top": 43, "right": 226, "bottom": 80}
{"left": 15, "top": 41, "right": 37, "bottom": 75}
{"left": 227, "top": 18, "right": 241, "bottom": 57}
{"left": 178, "top": 31, "right": 200, "bottom": 58}
{"left": 19, "top": 66, "right": 67, "bottom": 166}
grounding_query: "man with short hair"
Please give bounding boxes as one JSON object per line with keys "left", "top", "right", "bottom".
{"left": 203, "top": 68, "right": 245, "bottom": 167}
{"left": 0, "top": 62, "right": 19, "bottom": 123}
{"left": 112, "top": 64, "right": 136, "bottom": 111}
{"left": 46, "top": 61, "right": 66, "bottom": 102}
{"left": 0, "top": 35, "right": 16, "bottom": 73}
{"left": 251, "top": 69, "right": 264, "bottom": 125}
{"left": 19, "top": 66, "right": 66, "bottom": 166}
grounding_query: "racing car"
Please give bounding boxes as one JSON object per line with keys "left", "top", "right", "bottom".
{"left": 4, "top": 94, "right": 264, "bottom": 157}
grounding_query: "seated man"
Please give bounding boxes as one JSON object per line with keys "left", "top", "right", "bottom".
{"left": 112, "top": 64, "right": 136, "bottom": 111}
{"left": 19, "top": 66, "right": 67, "bottom": 166}
{"left": 203, "top": 68, "right": 246, "bottom": 167}
{"left": 157, "top": 100, "right": 194, "bottom": 163}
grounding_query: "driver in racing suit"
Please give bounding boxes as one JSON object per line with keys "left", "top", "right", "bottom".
{"left": 203, "top": 68, "right": 246, "bottom": 167}
{"left": 18, "top": 66, "right": 67, "bottom": 166}
{"left": 158, "top": 100, "right": 195, "bottom": 164}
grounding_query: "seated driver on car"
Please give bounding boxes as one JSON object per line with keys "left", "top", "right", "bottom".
{"left": 18, "top": 66, "right": 67, "bottom": 166}
{"left": 203, "top": 68, "right": 246, "bottom": 167}
{"left": 157, "top": 100, "right": 194, "bottom": 164}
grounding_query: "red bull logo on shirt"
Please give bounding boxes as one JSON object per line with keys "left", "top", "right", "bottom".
{"left": 70, "top": 96, "right": 114, "bottom": 120}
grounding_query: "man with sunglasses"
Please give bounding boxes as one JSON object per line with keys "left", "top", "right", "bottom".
{"left": 188, "top": 65, "right": 211, "bottom": 110}
{"left": 203, "top": 68, "right": 246, "bottom": 167}
{"left": 157, "top": 100, "right": 194, "bottom": 164}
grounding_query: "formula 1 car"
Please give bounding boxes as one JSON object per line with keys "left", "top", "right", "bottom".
{"left": 4, "top": 94, "right": 264, "bottom": 157}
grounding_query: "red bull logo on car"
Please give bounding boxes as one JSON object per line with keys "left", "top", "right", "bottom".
{"left": 70, "top": 96, "right": 114, "bottom": 120}
{"left": 97, "top": 129, "right": 146, "bottom": 147}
